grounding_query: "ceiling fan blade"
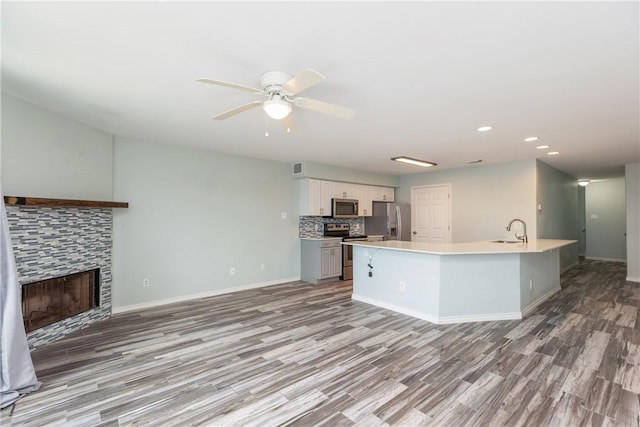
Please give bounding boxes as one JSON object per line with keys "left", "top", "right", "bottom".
{"left": 196, "top": 78, "right": 263, "bottom": 94}
{"left": 282, "top": 69, "right": 325, "bottom": 95}
{"left": 212, "top": 101, "right": 262, "bottom": 120}
{"left": 280, "top": 113, "right": 297, "bottom": 133}
{"left": 295, "top": 97, "right": 355, "bottom": 120}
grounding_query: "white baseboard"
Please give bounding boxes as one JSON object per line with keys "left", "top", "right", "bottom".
{"left": 112, "top": 276, "right": 300, "bottom": 314}
{"left": 627, "top": 276, "right": 640, "bottom": 283}
{"left": 438, "top": 312, "right": 522, "bottom": 324}
{"left": 521, "top": 286, "right": 561, "bottom": 318}
{"left": 585, "top": 256, "right": 626, "bottom": 263}
{"left": 352, "top": 294, "right": 521, "bottom": 324}
{"left": 351, "top": 294, "right": 440, "bottom": 324}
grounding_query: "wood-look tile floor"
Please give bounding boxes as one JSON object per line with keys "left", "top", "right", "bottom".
{"left": 2, "top": 260, "right": 640, "bottom": 426}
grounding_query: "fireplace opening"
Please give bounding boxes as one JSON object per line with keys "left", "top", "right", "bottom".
{"left": 22, "top": 269, "right": 100, "bottom": 333}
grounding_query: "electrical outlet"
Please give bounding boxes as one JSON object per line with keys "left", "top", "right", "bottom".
{"left": 399, "top": 281, "right": 406, "bottom": 292}
{"left": 229, "top": 267, "right": 235, "bottom": 276}
{"left": 260, "top": 263, "right": 265, "bottom": 272}
{"left": 281, "top": 212, "right": 287, "bottom": 219}
{"left": 364, "top": 249, "right": 369, "bottom": 257}
{"left": 143, "top": 278, "right": 150, "bottom": 287}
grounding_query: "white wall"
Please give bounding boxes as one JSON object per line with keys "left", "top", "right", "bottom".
{"left": 536, "top": 160, "right": 580, "bottom": 270}
{"left": 111, "top": 138, "right": 300, "bottom": 310}
{"left": 626, "top": 163, "right": 640, "bottom": 281}
{"left": 397, "top": 160, "right": 537, "bottom": 243}
{"left": 296, "top": 161, "right": 400, "bottom": 187}
{"left": 1, "top": 93, "right": 114, "bottom": 200}
{"left": 585, "top": 178, "right": 627, "bottom": 261}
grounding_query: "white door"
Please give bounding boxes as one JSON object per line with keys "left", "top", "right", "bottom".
{"left": 411, "top": 184, "right": 451, "bottom": 243}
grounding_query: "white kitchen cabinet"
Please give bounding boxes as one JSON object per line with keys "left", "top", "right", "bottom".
{"left": 299, "top": 179, "right": 331, "bottom": 216}
{"left": 320, "top": 247, "right": 342, "bottom": 278}
{"left": 301, "top": 238, "right": 343, "bottom": 284}
{"left": 372, "top": 186, "right": 395, "bottom": 202}
{"left": 330, "top": 181, "right": 358, "bottom": 200}
{"left": 300, "top": 179, "right": 395, "bottom": 217}
{"left": 357, "top": 185, "right": 373, "bottom": 217}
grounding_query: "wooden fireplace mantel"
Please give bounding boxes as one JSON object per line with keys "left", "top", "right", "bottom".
{"left": 4, "top": 196, "right": 128, "bottom": 209}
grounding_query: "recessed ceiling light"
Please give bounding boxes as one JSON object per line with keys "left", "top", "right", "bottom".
{"left": 536, "top": 145, "right": 550, "bottom": 149}
{"left": 578, "top": 180, "right": 590, "bottom": 187}
{"left": 477, "top": 126, "right": 492, "bottom": 132}
{"left": 391, "top": 156, "right": 437, "bottom": 168}
{"left": 547, "top": 151, "right": 560, "bottom": 156}
{"left": 524, "top": 137, "right": 539, "bottom": 142}
{"left": 466, "top": 159, "right": 483, "bottom": 164}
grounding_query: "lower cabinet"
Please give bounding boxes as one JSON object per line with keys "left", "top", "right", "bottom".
{"left": 301, "top": 238, "right": 343, "bottom": 284}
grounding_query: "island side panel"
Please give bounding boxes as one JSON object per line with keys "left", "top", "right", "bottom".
{"left": 438, "top": 253, "right": 522, "bottom": 322}
{"left": 351, "top": 246, "right": 440, "bottom": 322}
{"left": 519, "top": 250, "right": 561, "bottom": 315}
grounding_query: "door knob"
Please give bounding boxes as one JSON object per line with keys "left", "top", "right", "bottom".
{"left": 412, "top": 231, "right": 417, "bottom": 234}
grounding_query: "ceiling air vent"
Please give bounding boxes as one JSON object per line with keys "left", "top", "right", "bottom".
{"left": 292, "top": 162, "right": 304, "bottom": 177}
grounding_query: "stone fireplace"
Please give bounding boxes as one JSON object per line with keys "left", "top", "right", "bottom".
{"left": 5, "top": 199, "right": 123, "bottom": 350}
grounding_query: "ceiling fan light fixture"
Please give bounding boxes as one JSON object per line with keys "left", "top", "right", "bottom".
{"left": 391, "top": 156, "right": 437, "bottom": 168}
{"left": 263, "top": 97, "right": 292, "bottom": 120}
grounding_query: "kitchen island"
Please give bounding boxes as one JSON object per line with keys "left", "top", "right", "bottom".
{"left": 345, "top": 239, "right": 576, "bottom": 324}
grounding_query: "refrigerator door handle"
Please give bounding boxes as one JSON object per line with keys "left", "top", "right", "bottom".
{"left": 396, "top": 205, "right": 402, "bottom": 240}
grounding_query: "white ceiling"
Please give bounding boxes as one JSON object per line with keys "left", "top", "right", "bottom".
{"left": 2, "top": 1, "right": 638, "bottom": 179}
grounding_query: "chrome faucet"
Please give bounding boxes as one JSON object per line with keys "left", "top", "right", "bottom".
{"left": 506, "top": 218, "right": 528, "bottom": 244}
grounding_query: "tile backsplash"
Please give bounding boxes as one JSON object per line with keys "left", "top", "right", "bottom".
{"left": 299, "top": 216, "right": 364, "bottom": 238}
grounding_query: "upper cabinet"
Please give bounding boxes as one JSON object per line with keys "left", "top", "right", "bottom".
{"left": 299, "top": 179, "right": 331, "bottom": 216}
{"left": 371, "top": 186, "right": 395, "bottom": 202}
{"left": 357, "top": 185, "right": 373, "bottom": 217}
{"left": 299, "top": 179, "right": 394, "bottom": 217}
{"left": 329, "top": 182, "right": 358, "bottom": 200}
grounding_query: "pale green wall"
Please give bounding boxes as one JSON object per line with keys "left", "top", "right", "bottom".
{"left": 295, "top": 160, "right": 400, "bottom": 187}
{"left": 111, "top": 138, "right": 300, "bottom": 309}
{"left": 397, "top": 160, "right": 537, "bottom": 243}
{"left": 626, "top": 163, "right": 640, "bottom": 281}
{"left": 586, "top": 178, "right": 627, "bottom": 261}
{"left": 1, "top": 93, "right": 114, "bottom": 199}
{"left": 535, "top": 160, "right": 580, "bottom": 270}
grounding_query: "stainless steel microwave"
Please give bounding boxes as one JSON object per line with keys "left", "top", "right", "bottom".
{"left": 331, "top": 198, "right": 359, "bottom": 218}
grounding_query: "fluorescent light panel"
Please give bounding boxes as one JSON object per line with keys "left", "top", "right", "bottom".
{"left": 391, "top": 156, "right": 437, "bottom": 168}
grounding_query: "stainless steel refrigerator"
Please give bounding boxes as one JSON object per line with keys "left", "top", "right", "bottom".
{"left": 364, "top": 202, "right": 411, "bottom": 241}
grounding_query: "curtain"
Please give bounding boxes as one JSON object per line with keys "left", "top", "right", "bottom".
{"left": 1, "top": 183, "right": 40, "bottom": 408}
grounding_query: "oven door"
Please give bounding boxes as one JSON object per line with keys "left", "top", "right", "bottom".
{"left": 342, "top": 238, "right": 367, "bottom": 280}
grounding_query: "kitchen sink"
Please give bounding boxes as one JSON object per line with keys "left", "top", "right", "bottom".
{"left": 490, "top": 239, "right": 521, "bottom": 244}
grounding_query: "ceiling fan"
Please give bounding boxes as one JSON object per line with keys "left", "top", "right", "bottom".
{"left": 196, "top": 69, "right": 355, "bottom": 125}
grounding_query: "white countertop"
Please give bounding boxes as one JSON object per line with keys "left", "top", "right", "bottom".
{"left": 300, "top": 237, "right": 343, "bottom": 241}
{"left": 343, "top": 239, "right": 576, "bottom": 255}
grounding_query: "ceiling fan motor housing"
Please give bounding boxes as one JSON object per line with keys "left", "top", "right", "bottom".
{"left": 260, "top": 71, "right": 293, "bottom": 95}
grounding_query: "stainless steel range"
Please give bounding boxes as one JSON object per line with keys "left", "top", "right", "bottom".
{"left": 323, "top": 223, "right": 367, "bottom": 280}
